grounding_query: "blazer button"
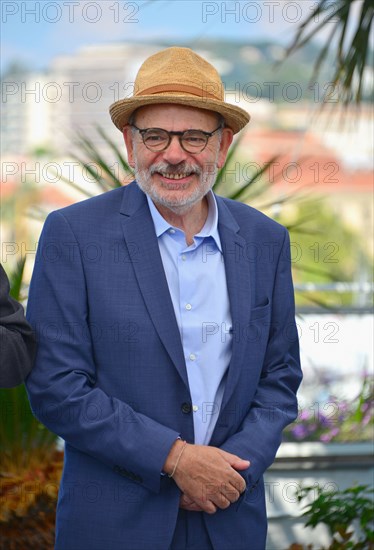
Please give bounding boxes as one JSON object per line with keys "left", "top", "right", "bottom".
{"left": 181, "top": 402, "right": 192, "bottom": 414}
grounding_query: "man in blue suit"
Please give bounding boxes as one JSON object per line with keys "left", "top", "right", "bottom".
{"left": 26, "top": 47, "right": 302, "bottom": 549}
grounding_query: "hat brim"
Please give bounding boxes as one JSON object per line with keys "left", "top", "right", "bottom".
{"left": 109, "top": 94, "right": 250, "bottom": 135}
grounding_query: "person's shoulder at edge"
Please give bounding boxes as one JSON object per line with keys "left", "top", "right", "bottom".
{"left": 0, "top": 264, "right": 36, "bottom": 388}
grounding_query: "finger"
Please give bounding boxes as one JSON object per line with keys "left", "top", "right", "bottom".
{"left": 180, "top": 494, "right": 193, "bottom": 506}
{"left": 180, "top": 495, "right": 203, "bottom": 511}
{"left": 221, "top": 483, "right": 241, "bottom": 503}
{"left": 199, "top": 501, "right": 217, "bottom": 514}
{"left": 231, "top": 458, "right": 250, "bottom": 470}
{"left": 180, "top": 501, "right": 204, "bottom": 512}
{"left": 206, "top": 493, "right": 231, "bottom": 510}
{"left": 204, "top": 503, "right": 217, "bottom": 514}
{"left": 181, "top": 490, "right": 217, "bottom": 514}
{"left": 214, "top": 493, "right": 231, "bottom": 510}
{"left": 206, "top": 476, "right": 245, "bottom": 503}
{"left": 220, "top": 450, "right": 250, "bottom": 470}
{"left": 223, "top": 468, "right": 247, "bottom": 494}
{"left": 193, "top": 495, "right": 217, "bottom": 514}
{"left": 200, "top": 485, "right": 232, "bottom": 511}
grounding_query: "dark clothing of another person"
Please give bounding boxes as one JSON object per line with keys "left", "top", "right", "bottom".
{"left": 0, "top": 264, "right": 36, "bottom": 387}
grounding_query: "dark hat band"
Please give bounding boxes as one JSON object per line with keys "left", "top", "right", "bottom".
{"left": 137, "top": 83, "right": 222, "bottom": 101}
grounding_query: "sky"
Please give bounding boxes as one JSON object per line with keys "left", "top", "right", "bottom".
{"left": 0, "top": 0, "right": 334, "bottom": 73}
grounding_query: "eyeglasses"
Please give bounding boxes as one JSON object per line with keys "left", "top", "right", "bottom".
{"left": 130, "top": 124, "right": 223, "bottom": 153}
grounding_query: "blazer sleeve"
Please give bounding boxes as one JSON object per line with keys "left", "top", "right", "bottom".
{"left": 220, "top": 229, "right": 302, "bottom": 488}
{"left": 25, "top": 211, "right": 179, "bottom": 493}
{"left": 0, "top": 263, "right": 36, "bottom": 388}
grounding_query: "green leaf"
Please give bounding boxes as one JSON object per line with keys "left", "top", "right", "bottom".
{"left": 8, "top": 258, "right": 26, "bottom": 301}
{"left": 283, "top": 0, "right": 374, "bottom": 108}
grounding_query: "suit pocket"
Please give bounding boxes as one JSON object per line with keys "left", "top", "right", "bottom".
{"left": 250, "top": 299, "right": 270, "bottom": 320}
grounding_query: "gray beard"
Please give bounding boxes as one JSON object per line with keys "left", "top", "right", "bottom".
{"left": 134, "top": 161, "right": 219, "bottom": 215}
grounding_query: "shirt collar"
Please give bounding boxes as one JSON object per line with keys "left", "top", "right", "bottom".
{"left": 146, "top": 191, "right": 222, "bottom": 252}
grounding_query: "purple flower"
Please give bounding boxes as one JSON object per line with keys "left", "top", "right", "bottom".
{"left": 362, "top": 412, "right": 373, "bottom": 427}
{"left": 292, "top": 425, "right": 309, "bottom": 439}
{"left": 299, "top": 410, "right": 311, "bottom": 421}
{"left": 284, "top": 376, "right": 374, "bottom": 442}
{"left": 319, "top": 414, "right": 332, "bottom": 427}
{"left": 320, "top": 428, "right": 339, "bottom": 442}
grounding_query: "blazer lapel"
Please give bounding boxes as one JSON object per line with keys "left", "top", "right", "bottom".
{"left": 119, "top": 183, "right": 189, "bottom": 388}
{"left": 216, "top": 198, "right": 252, "bottom": 412}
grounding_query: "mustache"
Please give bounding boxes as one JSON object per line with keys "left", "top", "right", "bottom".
{"left": 149, "top": 162, "right": 202, "bottom": 176}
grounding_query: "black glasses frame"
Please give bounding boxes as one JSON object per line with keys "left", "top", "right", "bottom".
{"left": 130, "top": 124, "right": 223, "bottom": 153}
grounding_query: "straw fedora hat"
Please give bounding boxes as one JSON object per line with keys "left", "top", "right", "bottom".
{"left": 109, "top": 47, "right": 250, "bottom": 134}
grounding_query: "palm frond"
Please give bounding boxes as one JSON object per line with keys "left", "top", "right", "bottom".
{"left": 284, "top": 0, "right": 374, "bottom": 106}
{"left": 63, "top": 127, "right": 134, "bottom": 196}
{"left": 213, "top": 138, "right": 242, "bottom": 191}
{"left": 218, "top": 155, "right": 280, "bottom": 202}
{"left": 94, "top": 125, "right": 134, "bottom": 175}
{"left": 70, "top": 134, "right": 119, "bottom": 191}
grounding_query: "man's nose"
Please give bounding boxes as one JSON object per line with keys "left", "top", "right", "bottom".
{"left": 161, "top": 136, "right": 188, "bottom": 164}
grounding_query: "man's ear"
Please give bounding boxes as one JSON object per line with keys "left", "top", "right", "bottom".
{"left": 122, "top": 125, "right": 135, "bottom": 168}
{"left": 217, "top": 128, "right": 234, "bottom": 169}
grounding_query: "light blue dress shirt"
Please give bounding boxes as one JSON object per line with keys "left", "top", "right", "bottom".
{"left": 147, "top": 192, "right": 233, "bottom": 445}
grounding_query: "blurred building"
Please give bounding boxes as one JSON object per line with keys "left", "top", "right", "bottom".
{"left": 1, "top": 72, "right": 52, "bottom": 155}
{"left": 49, "top": 42, "right": 164, "bottom": 157}
{"left": 1, "top": 43, "right": 162, "bottom": 158}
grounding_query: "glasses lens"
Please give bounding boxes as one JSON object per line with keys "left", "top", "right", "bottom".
{"left": 181, "top": 131, "right": 208, "bottom": 152}
{"left": 142, "top": 129, "right": 169, "bottom": 151}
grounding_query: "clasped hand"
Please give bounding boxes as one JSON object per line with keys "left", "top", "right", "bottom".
{"left": 167, "top": 442, "right": 250, "bottom": 514}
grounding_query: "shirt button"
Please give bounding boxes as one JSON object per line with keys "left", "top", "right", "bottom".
{"left": 169, "top": 229, "right": 175, "bottom": 234}
{"left": 181, "top": 254, "right": 186, "bottom": 261}
{"left": 185, "top": 303, "right": 192, "bottom": 310}
{"left": 192, "top": 405, "right": 199, "bottom": 412}
{"left": 181, "top": 402, "right": 192, "bottom": 414}
{"left": 189, "top": 353, "right": 196, "bottom": 361}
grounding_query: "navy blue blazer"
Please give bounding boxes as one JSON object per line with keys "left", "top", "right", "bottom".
{"left": 26, "top": 182, "right": 301, "bottom": 549}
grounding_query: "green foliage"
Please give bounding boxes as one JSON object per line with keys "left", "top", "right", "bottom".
{"left": 68, "top": 125, "right": 133, "bottom": 192}
{"left": 213, "top": 138, "right": 280, "bottom": 203}
{"left": 296, "top": 484, "right": 374, "bottom": 549}
{"left": 0, "top": 385, "right": 57, "bottom": 472}
{"left": 285, "top": 0, "right": 374, "bottom": 106}
{"left": 8, "top": 258, "right": 26, "bottom": 302}
{"left": 279, "top": 199, "right": 373, "bottom": 308}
